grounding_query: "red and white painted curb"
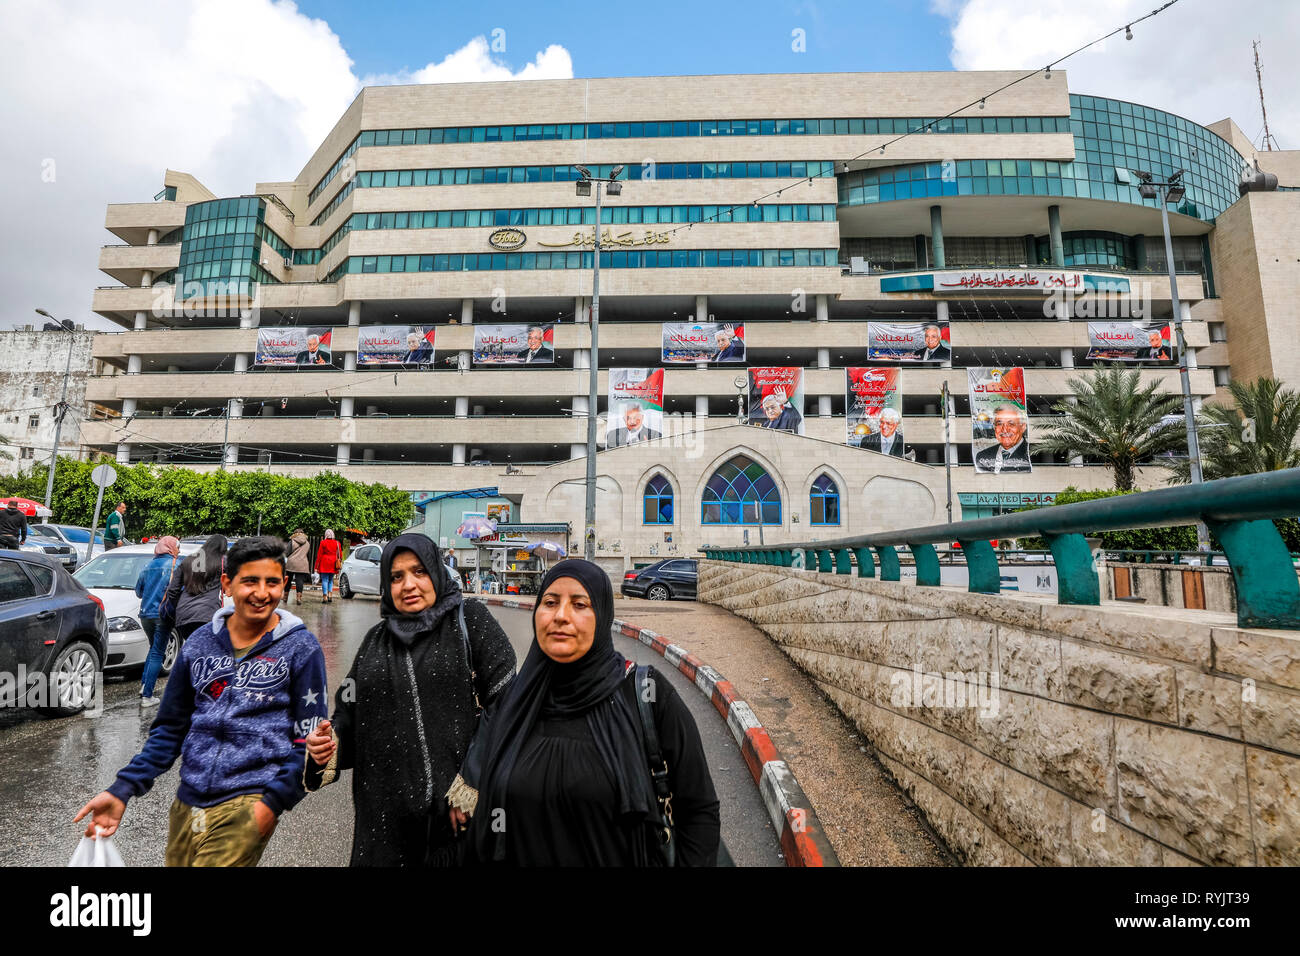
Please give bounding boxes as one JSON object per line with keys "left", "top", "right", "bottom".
{"left": 481, "top": 595, "right": 838, "bottom": 867}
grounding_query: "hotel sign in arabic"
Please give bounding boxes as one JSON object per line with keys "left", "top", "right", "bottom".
{"left": 934, "top": 270, "right": 1088, "bottom": 294}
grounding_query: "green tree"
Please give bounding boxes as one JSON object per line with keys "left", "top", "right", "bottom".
{"left": 1166, "top": 377, "right": 1300, "bottom": 483}
{"left": 1035, "top": 364, "right": 1185, "bottom": 491}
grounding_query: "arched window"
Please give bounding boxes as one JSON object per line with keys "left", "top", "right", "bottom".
{"left": 810, "top": 474, "right": 840, "bottom": 525}
{"left": 702, "top": 454, "right": 781, "bottom": 525}
{"left": 643, "top": 474, "right": 674, "bottom": 524}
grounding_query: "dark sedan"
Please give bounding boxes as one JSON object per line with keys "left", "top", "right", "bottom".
{"left": 0, "top": 550, "right": 108, "bottom": 716}
{"left": 621, "top": 558, "right": 698, "bottom": 601}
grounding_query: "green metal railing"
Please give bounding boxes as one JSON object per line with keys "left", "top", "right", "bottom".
{"left": 702, "top": 470, "right": 1300, "bottom": 630}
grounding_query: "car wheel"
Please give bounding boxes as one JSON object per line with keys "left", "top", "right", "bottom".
{"left": 160, "top": 629, "right": 179, "bottom": 676}
{"left": 647, "top": 584, "right": 670, "bottom": 601}
{"left": 41, "top": 641, "right": 101, "bottom": 717}
{"left": 339, "top": 574, "right": 355, "bottom": 599}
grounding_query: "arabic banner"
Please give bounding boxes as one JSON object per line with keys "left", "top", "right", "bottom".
{"left": 1085, "top": 322, "right": 1172, "bottom": 362}
{"left": 472, "top": 324, "right": 555, "bottom": 365}
{"left": 254, "top": 327, "right": 335, "bottom": 367}
{"left": 968, "top": 367, "right": 1032, "bottom": 474}
{"left": 867, "top": 321, "right": 950, "bottom": 363}
{"left": 933, "top": 270, "right": 1088, "bottom": 294}
{"left": 357, "top": 325, "right": 436, "bottom": 367}
{"left": 845, "top": 368, "right": 903, "bottom": 454}
{"left": 661, "top": 322, "right": 746, "bottom": 364}
{"left": 748, "top": 367, "right": 804, "bottom": 435}
{"left": 606, "top": 368, "right": 665, "bottom": 448}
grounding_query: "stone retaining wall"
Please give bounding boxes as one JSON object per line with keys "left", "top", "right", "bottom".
{"left": 699, "top": 561, "right": 1300, "bottom": 866}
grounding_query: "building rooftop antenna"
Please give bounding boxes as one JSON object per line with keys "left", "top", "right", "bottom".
{"left": 1254, "top": 40, "right": 1280, "bottom": 151}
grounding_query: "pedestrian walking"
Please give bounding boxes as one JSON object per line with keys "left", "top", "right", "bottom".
{"left": 447, "top": 559, "right": 720, "bottom": 866}
{"left": 304, "top": 533, "right": 516, "bottom": 866}
{"left": 105, "top": 502, "right": 128, "bottom": 549}
{"left": 75, "top": 536, "right": 328, "bottom": 867}
{"left": 0, "top": 499, "right": 27, "bottom": 549}
{"left": 285, "top": 529, "right": 310, "bottom": 605}
{"left": 135, "top": 536, "right": 182, "bottom": 708}
{"left": 315, "top": 529, "right": 341, "bottom": 603}
{"left": 159, "top": 534, "right": 227, "bottom": 647}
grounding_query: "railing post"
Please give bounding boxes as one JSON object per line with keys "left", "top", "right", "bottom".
{"left": 780, "top": 549, "right": 794, "bottom": 567}
{"left": 835, "top": 548, "right": 852, "bottom": 575}
{"left": 910, "top": 543, "right": 941, "bottom": 586}
{"left": 817, "top": 549, "right": 832, "bottom": 573}
{"left": 855, "top": 546, "right": 876, "bottom": 578}
{"left": 958, "top": 539, "right": 1001, "bottom": 594}
{"left": 1208, "top": 518, "right": 1300, "bottom": 629}
{"left": 876, "top": 546, "right": 900, "bottom": 581}
{"left": 1044, "top": 532, "right": 1101, "bottom": 606}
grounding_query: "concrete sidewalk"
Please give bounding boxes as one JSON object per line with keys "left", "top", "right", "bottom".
{"left": 615, "top": 597, "right": 953, "bottom": 866}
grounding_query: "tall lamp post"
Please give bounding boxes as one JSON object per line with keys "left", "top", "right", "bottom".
{"left": 573, "top": 164, "right": 625, "bottom": 561}
{"left": 34, "top": 309, "right": 77, "bottom": 512}
{"left": 1132, "top": 169, "right": 1210, "bottom": 551}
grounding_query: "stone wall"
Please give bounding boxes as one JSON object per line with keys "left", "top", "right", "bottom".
{"left": 700, "top": 561, "right": 1300, "bottom": 866}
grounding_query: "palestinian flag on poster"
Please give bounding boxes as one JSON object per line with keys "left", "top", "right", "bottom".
{"left": 968, "top": 367, "right": 1032, "bottom": 474}
{"left": 606, "top": 368, "right": 665, "bottom": 448}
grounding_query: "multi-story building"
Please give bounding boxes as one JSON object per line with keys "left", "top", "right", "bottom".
{"left": 0, "top": 327, "right": 100, "bottom": 477}
{"left": 84, "top": 72, "right": 1299, "bottom": 575}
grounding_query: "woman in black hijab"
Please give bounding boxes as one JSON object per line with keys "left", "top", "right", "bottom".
{"left": 304, "top": 533, "right": 516, "bottom": 866}
{"left": 447, "top": 558, "right": 720, "bottom": 866}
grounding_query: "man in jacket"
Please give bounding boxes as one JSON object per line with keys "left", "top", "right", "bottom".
{"left": 514, "top": 327, "right": 554, "bottom": 364}
{"left": 0, "top": 500, "right": 27, "bottom": 549}
{"left": 76, "top": 536, "right": 328, "bottom": 866}
{"left": 105, "top": 502, "right": 127, "bottom": 549}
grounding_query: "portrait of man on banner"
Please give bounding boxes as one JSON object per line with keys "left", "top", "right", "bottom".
{"left": 748, "top": 367, "right": 804, "bottom": 434}
{"left": 846, "top": 367, "right": 904, "bottom": 455}
{"left": 969, "top": 367, "right": 1032, "bottom": 474}
{"left": 606, "top": 368, "right": 665, "bottom": 448}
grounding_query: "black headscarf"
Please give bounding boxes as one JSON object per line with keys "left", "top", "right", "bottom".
{"left": 379, "top": 533, "right": 462, "bottom": 644}
{"left": 466, "top": 559, "right": 658, "bottom": 863}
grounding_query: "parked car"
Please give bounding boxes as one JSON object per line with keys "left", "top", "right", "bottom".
{"left": 18, "top": 536, "right": 78, "bottom": 572}
{"left": 0, "top": 549, "right": 107, "bottom": 716}
{"left": 338, "top": 542, "right": 383, "bottom": 598}
{"left": 620, "top": 558, "right": 698, "bottom": 601}
{"left": 27, "top": 523, "right": 103, "bottom": 570}
{"left": 72, "top": 542, "right": 203, "bottom": 676}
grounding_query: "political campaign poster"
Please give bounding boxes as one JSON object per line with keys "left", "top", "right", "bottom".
{"left": 357, "top": 325, "right": 436, "bottom": 367}
{"left": 661, "top": 322, "right": 746, "bottom": 363}
{"left": 968, "top": 367, "right": 1032, "bottom": 474}
{"left": 254, "top": 327, "right": 335, "bottom": 367}
{"left": 1085, "top": 321, "right": 1172, "bottom": 362}
{"left": 867, "top": 321, "right": 951, "bottom": 363}
{"left": 473, "top": 324, "right": 555, "bottom": 365}
{"left": 747, "top": 367, "right": 804, "bottom": 435}
{"left": 845, "top": 368, "right": 904, "bottom": 455}
{"left": 606, "top": 368, "right": 665, "bottom": 448}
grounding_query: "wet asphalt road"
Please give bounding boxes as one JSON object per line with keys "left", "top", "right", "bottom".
{"left": 0, "top": 593, "right": 780, "bottom": 866}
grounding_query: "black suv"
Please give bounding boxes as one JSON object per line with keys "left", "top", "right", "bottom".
{"left": 0, "top": 550, "right": 108, "bottom": 716}
{"left": 621, "top": 559, "right": 698, "bottom": 601}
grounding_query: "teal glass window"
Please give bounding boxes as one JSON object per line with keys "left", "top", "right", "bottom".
{"left": 702, "top": 455, "right": 781, "bottom": 525}
{"left": 810, "top": 474, "right": 840, "bottom": 526}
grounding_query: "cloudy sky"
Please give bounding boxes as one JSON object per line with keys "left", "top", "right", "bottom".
{"left": 1, "top": 0, "right": 1293, "bottom": 331}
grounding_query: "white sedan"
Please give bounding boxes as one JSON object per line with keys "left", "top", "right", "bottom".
{"left": 338, "top": 542, "right": 383, "bottom": 598}
{"left": 72, "top": 543, "right": 205, "bottom": 675}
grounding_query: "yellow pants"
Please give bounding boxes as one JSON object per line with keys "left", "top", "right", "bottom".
{"left": 165, "top": 793, "right": 274, "bottom": 867}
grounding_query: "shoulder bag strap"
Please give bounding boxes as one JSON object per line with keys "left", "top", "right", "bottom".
{"left": 634, "top": 664, "right": 676, "bottom": 866}
{"left": 458, "top": 603, "right": 481, "bottom": 714}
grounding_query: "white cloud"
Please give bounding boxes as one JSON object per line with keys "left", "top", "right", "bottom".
{"left": 931, "top": 0, "right": 1299, "bottom": 151}
{"left": 0, "top": 2, "right": 574, "bottom": 331}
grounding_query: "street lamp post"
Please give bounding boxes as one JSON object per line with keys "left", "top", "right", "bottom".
{"left": 34, "top": 309, "right": 77, "bottom": 512}
{"left": 573, "top": 164, "right": 625, "bottom": 561}
{"left": 1134, "top": 169, "right": 1210, "bottom": 551}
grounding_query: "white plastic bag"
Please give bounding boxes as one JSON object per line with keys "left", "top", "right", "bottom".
{"left": 69, "top": 830, "right": 125, "bottom": 867}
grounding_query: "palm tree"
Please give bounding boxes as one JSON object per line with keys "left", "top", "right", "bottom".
{"left": 1166, "top": 377, "right": 1300, "bottom": 482}
{"left": 1036, "top": 364, "right": 1185, "bottom": 491}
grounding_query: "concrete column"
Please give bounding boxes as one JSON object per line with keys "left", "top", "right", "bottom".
{"left": 344, "top": 352, "right": 356, "bottom": 372}
{"left": 461, "top": 298, "right": 474, "bottom": 325}
{"left": 1133, "top": 235, "right": 1147, "bottom": 271}
{"left": 363, "top": 448, "right": 375, "bottom": 463}
{"left": 455, "top": 397, "right": 469, "bottom": 418}
{"left": 340, "top": 397, "right": 354, "bottom": 418}
{"left": 147, "top": 229, "right": 158, "bottom": 246}
{"left": 229, "top": 398, "right": 243, "bottom": 419}
{"left": 167, "top": 365, "right": 179, "bottom": 373}
{"left": 472, "top": 405, "right": 485, "bottom": 417}
{"left": 121, "top": 398, "right": 137, "bottom": 418}
{"left": 458, "top": 297, "right": 474, "bottom": 370}
{"left": 348, "top": 301, "right": 361, "bottom": 326}
{"left": 574, "top": 296, "right": 588, "bottom": 324}
{"left": 239, "top": 310, "right": 253, "bottom": 330}
{"left": 453, "top": 445, "right": 466, "bottom": 466}
{"left": 127, "top": 355, "right": 142, "bottom": 375}
{"left": 571, "top": 394, "right": 589, "bottom": 460}
{"left": 224, "top": 444, "right": 239, "bottom": 467}
{"left": 133, "top": 311, "right": 147, "bottom": 331}
{"left": 1061, "top": 348, "right": 1075, "bottom": 369}
{"left": 929, "top": 205, "right": 945, "bottom": 270}
{"left": 817, "top": 346, "right": 832, "bottom": 416}
{"left": 1058, "top": 294, "right": 1074, "bottom": 368}
{"left": 936, "top": 301, "right": 952, "bottom": 369}
{"left": 1048, "top": 205, "right": 1064, "bottom": 267}
{"left": 816, "top": 294, "right": 829, "bottom": 322}
{"left": 336, "top": 444, "right": 350, "bottom": 466}
{"left": 261, "top": 405, "right": 274, "bottom": 417}
{"left": 140, "top": 271, "right": 153, "bottom": 289}
{"left": 234, "top": 354, "right": 248, "bottom": 374}
{"left": 365, "top": 405, "right": 378, "bottom": 417}
{"left": 695, "top": 295, "right": 708, "bottom": 323}
{"left": 116, "top": 444, "right": 131, "bottom": 464}
{"left": 1023, "top": 234, "right": 1036, "bottom": 266}
{"left": 696, "top": 395, "right": 708, "bottom": 419}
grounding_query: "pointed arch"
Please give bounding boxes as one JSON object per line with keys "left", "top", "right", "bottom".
{"left": 700, "top": 452, "right": 782, "bottom": 525}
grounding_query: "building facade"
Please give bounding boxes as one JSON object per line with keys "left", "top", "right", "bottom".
{"left": 84, "top": 72, "right": 1299, "bottom": 574}
{"left": 0, "top": 327, "right": 101, "bottom": 477}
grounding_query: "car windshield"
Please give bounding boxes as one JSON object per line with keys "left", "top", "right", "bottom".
{"left": 73, "top": 552, "right": 152, "bottom": 589}
{"left": 28, "top": 525, "right": 58, "bottom": 538}
{"left": 59, "top": 527, "right": 101, "bottom": 544}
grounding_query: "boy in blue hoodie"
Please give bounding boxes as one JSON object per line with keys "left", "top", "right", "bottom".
{"left": 76, "top": 536, "right": 329, "bottom": 866}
